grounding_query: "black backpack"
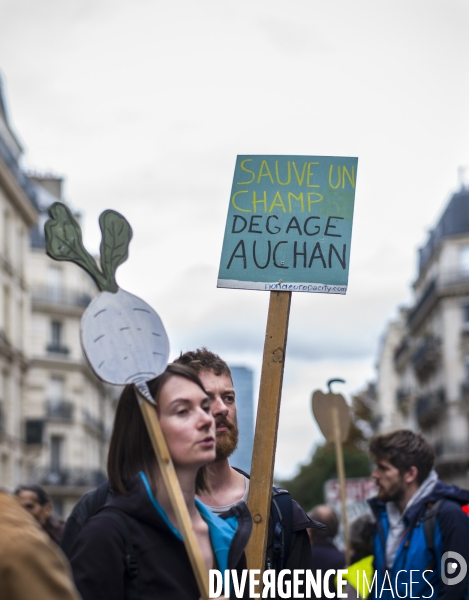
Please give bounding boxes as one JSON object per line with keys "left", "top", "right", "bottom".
{"left": 270, "top": 486, "right": 294, "bottom": 572}
{"left": 421, "top": 499, "right": 443, "bottom": 570}
{"left": 231, "top": 467, "right": 296, "bottom": 572}
{"left": 61, "top": 481, "right": 139, "bottom": 600}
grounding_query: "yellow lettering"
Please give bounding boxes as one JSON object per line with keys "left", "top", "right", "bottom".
{"left": 269, "top": 191, "right": 286, "bottom": 213}
{"left": 307, "top": 192, "right": 323, "bottom": 211}
{"left": 257, "top": 160, "right": 274, "bottom": 184}
{"left": 342, "top": 165, "right": 355, "bottom": 189}
{"left": 238, "top": 159, "right": 255, "bottom": 185}
{"left": 231, "top": 190, "right": 251, "bottom": 212}
{"left": 275, "top": 161, "right": 291, "bottom": 185}
{"left": 328, "top": 165, "right": 341, "bottom": 189}
{"left": 252, "top": 191, "right": 267, "bottom": 213}
{"left": 288, "top": 192, "right": 304, "bottom": 213}
{"left": 292, "top": 162, "right": 307, "bottom": 186}
{"left": 307, "top": 162, "right": 320, "bottom": 188}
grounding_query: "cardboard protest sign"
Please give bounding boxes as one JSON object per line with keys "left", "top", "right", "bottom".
{"left": 325, "top": 477, "right": 376, "bottom": 551}
{"left": 312, "top": 379, "right": 351, "bottom": 564}
{"left": 312, "top": 388, "right": 351, "bottom": 443}
{"left": 218, "top": 155, "right": 357, "bottom": 294}
{"left": 45, "top": 204, "right": 210, "bottom": 600}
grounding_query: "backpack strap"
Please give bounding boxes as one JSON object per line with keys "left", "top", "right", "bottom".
{"left": 60, "top": 480, "right": 111, "bottom": 558}
{"left": 422, "top": 499, "right": 443, "bottom": 570}
{"left": 102, "top": 509, "right": 139, "bottom": 600}
{"left": 233, "top": 468, "right": 295, "bottom": 572}
{"left": 91, "top": 480, "right": 111, "bottom": 515}
{"left": 271, "top": 488, "right": 293, "bottom": 571}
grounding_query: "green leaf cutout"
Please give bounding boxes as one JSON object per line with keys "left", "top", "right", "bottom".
{"left": 99, "top": 210, "right": 133, "bottom": 290}
{"left": 44, "top": 202, "right": 131, "bottom": 293}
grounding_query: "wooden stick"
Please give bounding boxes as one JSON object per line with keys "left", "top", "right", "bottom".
{"left": 136, "top": 389, "right": 210, "bottom": 600}
{"left": 332, "top": 405, "right": 350, "bottom": 566}
{"left": 246, "top": 291, "right": 292, "bottom": 573}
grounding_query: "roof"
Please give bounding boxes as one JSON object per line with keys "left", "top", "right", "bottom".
{"left": 418, "top": 188, "right": 469, "bottom": 276}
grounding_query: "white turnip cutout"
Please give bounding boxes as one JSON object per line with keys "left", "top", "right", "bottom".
{"left": 45, "top": 203, "right": 211, "bottom": 599}
{"left": 44, "top": 203, "right": 169, "bottom": 403}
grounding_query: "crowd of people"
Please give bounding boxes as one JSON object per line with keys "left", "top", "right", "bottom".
{"left": 1, "top": 347, "right": 469, "bottom": 599}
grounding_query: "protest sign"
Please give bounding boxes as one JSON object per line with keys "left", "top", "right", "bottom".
{"left": 312, "top": 380, "right": 352, "bottom": 564}
{"left": 218, "top": 155, "right": 357, "bottom": 294}
{"left": 218, "top": 155, "right": 358, "bottom": 575}
{"left": 45, "top": 204, "right": 210, "bottom": 600}
{"left": 325, "top": 477, "right": 376, "bottom": 550}
{"left": 325, "top": 477, "right": 376, "bottom": 506}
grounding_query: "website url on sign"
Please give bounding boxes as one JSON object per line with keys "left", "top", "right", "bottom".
{"left": 217, "top": 279, "right": 347, "bottom": 294}
{"left": 264, "top": 283, "right": 347, "bottom": 293}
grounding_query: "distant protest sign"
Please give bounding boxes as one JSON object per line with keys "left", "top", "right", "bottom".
{"left": 325, "top": 477, "right": 376, "bottom": 550}
{"left": 218, "top": 155, "right": 358, "bottom": 294}
{"left": 325, "top": 477, "right": 376, "bottom": 506}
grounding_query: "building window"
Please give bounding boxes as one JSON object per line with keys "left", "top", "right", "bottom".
{"left": 460, "top": 246, "right": 469, "bottom": 274}
{"left": 462, "top": 304, "right": 469, "bottom": 330}
{"left": 17, "top": 225, "right": 24, "bottom": 277}
{"left": 48, "top": 376, "right": 64, "bottom": 404}
{"left": 47, "top": 321, "right": 69, "bottom": 355}
{"left": 25, "top": 419, "right": 44, "bottom": 444}
{"left": 464, "top": 356, "right": 469, "bottom": 383}
{"left": 47, "top": 265, "right": 63, "bottom": 302}
{"left": 50, "top": 436, "right": 63, "bottom": 473}
{"left": 51, "top": 321, "right": 62, "bottom": 346}
{"left": 3, "top": 210, "right": 10, "bottom": 258}
{"left": 46, "top": 377, "right": 73, "bottom": 419}
{"left": 3, "top": 285, "right": 10, "bottom": 341}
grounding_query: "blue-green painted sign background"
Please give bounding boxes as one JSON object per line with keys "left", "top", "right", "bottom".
{"left": 218, "top": 155, "right": 358, "bottom": 294}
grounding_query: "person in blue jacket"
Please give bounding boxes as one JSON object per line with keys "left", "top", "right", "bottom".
{"left": 368, "top": 429, "right": 469, "bottom": 600}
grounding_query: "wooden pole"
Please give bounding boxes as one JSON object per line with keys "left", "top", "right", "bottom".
{"left": 136, "top": 389, "right": 210, "bottom": 600}
{"left": 246, "top": 290, "right": 292, "bottom": 573}
{"left": 332, "top": 405, "right": 350, "bottom": 566}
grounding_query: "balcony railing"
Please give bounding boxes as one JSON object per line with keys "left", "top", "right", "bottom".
{"left": 412, "top": 337, "right": 441, "bottom": 382}
{"left": 45, "top": 401, "right": 74, "bottom": 420}
{"left": 434, "top": 440, "right": 469, "bottom": 458}
{"left": 46, "top": 343, "right": 70, "bottom": 356}
{"left": 408, "top": 271, "right": 469, "bottom": 330}
{"left": 438, "top": 270, "right": 469, "bottom": 288}
{"left": 434, "top": 439, "right": 469, "bottom": 477}
{"left": 83, "top": 409, "right": 105, "bottom": 434}
{"left": 461, "top": 382, "right": 469, "bottom": 400}
{"left": 395, "top": 389, "right": 412, "bottom": 415}
{"left": 31, "top": 285, "right": 92, "bottom": 309}
{"left": 407, "top": 279, "right": 436, "bottom": 326}
{"left": 29, "top": 467, "right": 106, "bottom": 488}
{"left": 394, "top": 338, "right": 410, "bottom": 371}
{"left": 415, "top": 389, "right": 445, "bottom": 428}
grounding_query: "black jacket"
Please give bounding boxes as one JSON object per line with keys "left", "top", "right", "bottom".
{"left": 310, "top": 539, "right": 345, "bottom": 572}
{"left": 69, "top": 473, "right": 252, "bottom": 600}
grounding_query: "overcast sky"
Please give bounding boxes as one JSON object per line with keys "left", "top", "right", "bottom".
{"left": 1, "top": 0, "right": 469, "bottom": 478}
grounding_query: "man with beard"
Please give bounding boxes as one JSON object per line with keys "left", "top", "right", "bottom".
{"left": 62, "top": 348, "right": 323, "bottom": 581}
{"left": 368, "top": 430, "right": 469, "bottom": 600}
{"left": 175, "top": 348, "right": 323, "bottom": 574}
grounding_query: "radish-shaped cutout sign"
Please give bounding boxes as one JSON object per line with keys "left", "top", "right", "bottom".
{"left": 44, "top": 202, "right": 169, "bottom": 403}
{"left": 45, "top": 203, "right": 211, "bottom": 599}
